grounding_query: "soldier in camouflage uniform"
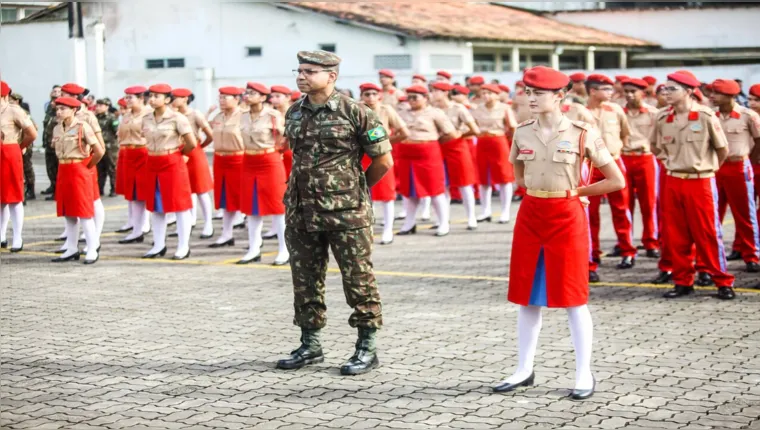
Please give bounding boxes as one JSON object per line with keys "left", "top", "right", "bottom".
{"left": 95, "top": 99, "right": 120, "bottom": 197}
{"left": 276, "top": 51, "right": 394, "bottom": 376}
{"left": 41, "top": 87, "right": 61, "bottom": 200}
{"left": 10, "top": 94, "right": 36, "bottom": 201}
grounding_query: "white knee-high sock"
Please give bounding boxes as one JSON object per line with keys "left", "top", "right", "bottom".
{"left": 419, "top": 196, "right": 432, "bottom": 220}
{"left": 190, "top": 194, "right": 198, "bottom": 226}
{"left": 461, "top": 186, "right": 477, "bottom": 228}
{"left": 165, "top": 212, "right": 177, "bottom": 225}
{"left": 121, "top": 203, "right": 133, "bottom": 231}
{"left": 273, "top": 214, "right": 289, "bottom": 263}
{"left": 242, "top": 216, "right": 264, "bottom": 261}
{"left": 61, "top": 217, "right": 80, "bottom": 258}
{"left": 0, "top": 204, "right": 7, "bottom": 243}
{"left": 382, "top": 201, "right": 395, "bottom": 243}
{"left": 431, "top": 194, "right": 450, "bottom": 235}
{"left": 146, "top": 212, "right": 166, "bottom": 255}
{"left": 9, "top": 203, "right": 24, "bottom": 248}
{"left": 398, "top": 197, "right": 408, "bottom": 218}
{"left": 138, "top": 201, "right": 150, "bottom": 234}
{"left": 198, "top": 192, "right": 213, "bottom": 236}
{"left": 480, "top": 185, "right": 493, "bottom": 218}
{"left": 567, "top": 305, "right": 594, "bottom": 390}
{"left": 93, "top": 198, "right": 105, "bottom": 236}
{"left": 501, "top": 305, "right": 542, "bottom": 384}
{"left": 216, "top": 210, "right": 236, "bottom": 243}
{"left": 499, "top": 183, "right": 514, "bottom": 223}
{"left": 174, "top": 210, "right": 192, "bottom": 258}
{"left": 402, "top": 198, "right": 419, "bottom": 232}
{"left": 124, "top": 201, "right": 146, "bottom": 240}
{"left": 81, "top": 218, "right": 99, "bottom": 260}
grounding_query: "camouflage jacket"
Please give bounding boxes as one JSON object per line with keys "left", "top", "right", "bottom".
{"left": 42, "top": 104, "right": 57, "bottom": 150}
{"left": 284, "top": 90, "right": 391, "bottom": 232}
{"left": 96, "top": 112, "right": 120, "bottom": 151}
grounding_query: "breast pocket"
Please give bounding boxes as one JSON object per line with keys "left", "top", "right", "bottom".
{"left": 315, "top": 171, "right": 360, "bottom": 212}
{"left": 686, "top": 129, "right": 704, "bottom": 144}
{"left": 516, "top": 151, "right": 536, "bottom": 162}
{"left": 552, "top": 149, "right": 578, "bottom": 165}
{"left": 318, "top": 121, "right": 353, "bottom": 152}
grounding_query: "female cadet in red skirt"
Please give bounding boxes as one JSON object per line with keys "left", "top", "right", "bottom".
{"left": 494, "top": 67, "right": 625, "bottom": 400}
{"left": 171, "top": 88, "right": 215, "bottom": 239}
{"left": 359, "top": 82, "right": 410, "bottom": 245}
{"left": 237, "top": 82, "right": 289, "bottom": 265}
{"left": 209, "top": 86, "right": 245, "bottom": 248}
{"left": 0, "top": 81, "right": 37, "bottom": 252}
{"left": 396, "top": 85, "right": 459, "bottom": 237}
{"left": 431, "top": 81, "right": 481, "bottom": 230}
{"left": 269, "top": 85, "right": 293, "bottom": 178}
{"left": 116, "top": 86, "right": 152, "bottom": 243}
{"left": 471, "top": 84, "right": 518, "bottom": 224}
{"left": 140, "top": 84, "right": 197, "bottom": 259}
{"left": 50, "top": 97, "right": 104, "bottom": 264}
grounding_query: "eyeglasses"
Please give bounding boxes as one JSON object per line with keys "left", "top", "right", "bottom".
{"left": 407, "top": 94, "right": 423, "bottom": 100}
{"left": 660, "top": 86, "right": 682, "bottom": 93}
{"left": 292, "top": 69, "right": 331, "bottom": 77}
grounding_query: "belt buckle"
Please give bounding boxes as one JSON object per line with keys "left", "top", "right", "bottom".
{"left": 678, "top": 172, "right": 689, "bottom": 179}
{"left": 535, "top": 190, "right": 550, "bottom": 198}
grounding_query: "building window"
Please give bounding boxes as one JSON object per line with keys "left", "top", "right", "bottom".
{"left": 430, "top": 55, "right": 463, "bottom": 70}
{"left": 530, "top": 55, "right": 550, "bottom": 67}
{"left": 145, "top": 58, "right": 185, "bottom": 69}
{"left": 559, "top": 53, "right": 586, "bottom": 70}
{"left": 246, "top": 47, "right": 262, "bottom": 57}
{"left": 1, "top": 7, "right": 17, "bottom": 23}
{"left": 319, "top": 44, "right": 336, "bottom": 53}
{"left": 473, "top": 54, "right": 495, "bottom": 72}
{"left": 146, "top": 59, "right": 166, "bottom": 69}
{"left": 374, "top": 54, "right": 412, "bottom": 70}
{"left": 166, "top": 58, "right": 185, "bottom": 68}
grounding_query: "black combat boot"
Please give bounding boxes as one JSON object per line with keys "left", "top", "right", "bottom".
{"left": 340, "top": 327, "right": 379, "bottom": 376}
{"left": 276, "top": 328, "right": 324, "bottom": 370}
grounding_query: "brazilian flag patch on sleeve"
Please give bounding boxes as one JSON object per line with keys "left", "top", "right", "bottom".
{"left": 367, "top": 126, "right": 387, "bottom": 142}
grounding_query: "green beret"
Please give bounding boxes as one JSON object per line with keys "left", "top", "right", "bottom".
{"left": 297, "top": 50, "right": 341, "bottom": 67}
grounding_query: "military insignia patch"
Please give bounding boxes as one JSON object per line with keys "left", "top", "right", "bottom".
{"left": 690, "top": 123, "right": 702, "bottom": 132}
{"left": 291, "top": 111, "right": 302, "bottom": 120}
{"left": 557, "top": 141, "right": 572, "bottom": 150}
{"left": 367, "top": 127, "right": 387, "bottom": 142}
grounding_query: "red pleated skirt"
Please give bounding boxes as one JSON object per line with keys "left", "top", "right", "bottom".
{"left": 89, "top": 159, "right": 100, "bottom": 201}
{"left": 362, "top": 154, "right": 397, "bottom": 202}
{"left": 477, "top": 135, "right": 514, "bottom": 185}
{"left": 240, "top": 152, "right": 287, "bottom": 216}
{"left": 116, "top": 146, "right": 149, "bottom": 201}
{"left": 0, "top": 144, "right": 24, "bottom": 204}
{"left": 144, "top": 152, "right": 193, "bottom": 213}
{"left": 441, "top": 137, "right": 477, "bottom": 188}
{"left": 508, "top": 195, "right": 589, "bottom": 308}
{"left": 115, "top": 147, "right": 126, "bottom": 195}
{"left": 391, "top": 142, "right": 401, "bottom": 191}
{"left": 213, "top": 153, "right": 243, "bottom": 212}
{"left": 56, "top": 161, "right": 95, "bottom": 218}
{"left": 283, "top": 149, "right": 293, "bottom": 178}
{"left": 396, "top": 141, "right": 445, "bottom": 198}
{"left": 186, "top": 144, "right": 214, "bottom": 194}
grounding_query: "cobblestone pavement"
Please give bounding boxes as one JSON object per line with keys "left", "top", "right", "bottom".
{"left": 2, "top": 154, "right": 760, "bottom": 429}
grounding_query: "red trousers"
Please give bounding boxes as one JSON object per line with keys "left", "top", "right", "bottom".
{"left": 588, "top": 158, "right": 636, "bottom": 266}
{"left": 755, "top": 163, "right": 760, "bottom": 223}
{"left": 622, "top": 154, "right": 659, "bottom": 251}
{"left": 664, "top": 176, "right": 734, "bottom": 288}
{"left": 716, "top": 160, "right": 759, "bottom": 263}
{"left": 656, "top": 161, "right": 673, "bottom": 272}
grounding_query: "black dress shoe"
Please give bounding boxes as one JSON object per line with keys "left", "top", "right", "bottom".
{"left": 616, "top": 256, "right": 635, "bottom": 269}
{"left": 570, "top": 377, "right": 595, "bottom": 401}
{"left": 9, "top": 243, "right": 24, "bottom": 253}
{"left": 695, "top": 272, "right": 714, "bottom": 287}
{"left": 589, "top": 271, "right": 600, "bottom": 283}
{"left": 262, "top": 232, "right": 277, "bottom": 240}
{"left": 466, "top": 225, "right": 477, "bottom": 231}
{"left": 118, "top": 234, "right": 145, "bottom": 244}
{"left": 0, "top": 240, "right": 7, "bottom": 249}
{"left": 167, "top": 220, "right": 177, "bottom": 227}
{"left": 477, "top": 215, "right": 492, "bottom": 223}
{"left": 726, "top": 250, "right": 743, "bottom": 261}
{"left": 142, "top": 247, "right": 167, "bottom": 259}
{"left": 236, "top": 254, "right": 261, "bottom": 265}
{"left": 41, "top": 186, "right": 54, "bottom": 195}
{"left": 45, "top": 195, "right": 55, "bottom": 201}
{"left": 716, "top": 287, "right": 736, "bottom": 300}
{"left": 200, "top": 229, "right": 214, "bottom": 239}
{"left": 168, "top": 231, "right": 179, "bottom": 238}
{"left": 394, "top": 215, "right": 406, "bottom": 221}
{"left": 209, "top": 238, "right": 235, "bottom": 248}
{"left": 173, "top": 250, "right": 191, "bottom": 261}
{"left": 450, "top": 199, "right": 463, "bottom": 205}
{"left": 109, "top": 191, "right": 117, "bottom": 197}
{"left": 397, "top": 226, "right": 416, "bottom": 236}
{"left": 607, "top": 245, "right": 622, "bottom": 257}
{"left": 512, "top": 195, "right": 523, "bottom": 202}
{"left": 663, "top": 285, "right": 694, "bottom": 299}
{"left": 25, "top": 193, "right": 36, "bottom": 201}
{"left": 645, "top": 249, "right": 661, "bottom": 259}
{"left": 651, "top": 271, "right": 672, "bottom": 284}
{"left": 746, "top": 262, "right": 760, "bottom": 273}
{"left": 52, "top": 253, "right": 80, "bottom": 263}
{"left": 233, "top": 222, "right": 246, "bottom": 230}
{"left": 340, "top": 350, "right": 379, "bottom": 376}
{"left": 83, "top": 254, "right": 99, "bottom": 265}
{"left": 54, "top": 236, "right": 66, "bottom": 242}
{"left": 115, "top": 226, "right": 133, "bottom": 233}
{"left": 493, "top": 372, "right": 535, "bottom": 393}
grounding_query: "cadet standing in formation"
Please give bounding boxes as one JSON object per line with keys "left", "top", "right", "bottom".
{"left": 41, "top": 85, "right": 62, "bottom": 200}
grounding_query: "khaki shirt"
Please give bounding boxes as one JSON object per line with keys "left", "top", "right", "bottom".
{"left": 612, "top": 94, "right": 627, "bottom": 107}
{"left": 715, "top": 105, "right": 760, "bottom": 158}
{"left": 381, "top": 88, "right": 400, "bottom": 108}
{"left": 472, "top": 102, "right": 509, "bottom": 135}
{"left": 398, "top": 106, "right": 455, "bottom": 142}
{"left": 510, "top": 117, "right": 614, "bottom": 192}
{"left": 562, "top": 102, "right": 596, "bottom": 126}
{"left": 142, "top": 108, "right": 193, "bottom": 153}
{"left": 118, "top": 107, "right": 151, "bottom": 147}
{"left": 443, "top": 102, "right": 475, "bottom": 134}
{"left": 624, "top": 103, "right": 659, "bottom": 154}
{"left": 589, "top": 102, "right": 630, "bottom": 158}
{"left": 469, "top": 95, "right": 486, "bottom": 109}
{"left": 374, "top": 103, "right": 406, "bottom": 133}
{"left": 644, "top": 96, "right": 658, "bottom": 108}
{"left": 211, "top": 109, "right": 244, "bottom": 152}
{"left": 76, "top": 109, "right": 101, "bottom": 135}
{"left": 240, "top": 106, "right": 284, "bottom": 151}
{"left": 52, "top": 117, "right": 98, "bottom": 160}
{"left": 651, "top": 104, "right": 729, "bottom": 173}
{"left": 513, "top": 92, "right": 532, "bottom": 124}
{"left": 0, "top": 102, "right": 33, "bottom": 144}
{"left": 182, "top": 108, "right": 211, "bottom": 141}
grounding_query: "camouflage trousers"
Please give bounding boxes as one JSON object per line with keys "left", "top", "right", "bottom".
{"left": 45, "top": 149, "right": 58, "bottom": 190}
{"left": 97, "top": 149, "right": 118, "bottom": 195}
{"left": 285, "top": 226, "right": 382, "bottom": 330}
{"left": 23, "top": 147, "right": 34, "bottom": 192}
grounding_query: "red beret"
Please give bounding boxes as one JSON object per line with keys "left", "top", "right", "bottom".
{"left": 117, "top": 98, "right": 127, "bottom": 108}
{"left": 171, "top": 88, "right": 193, "bottom": 98}
{"left": 148, "top": 83, "right": 172, "bottom": 94}
{"left": 587, "top": 74, "right": 614, "bottom": 86}
{"left": 693, "top": 88, "right": 704, "bottom": 102}
{"left": 406, "top": 85, "right": 428, "bottom": 95}
{"left": 622, "top": 78, "right": 648, "bottom": 90}
{"left": 0, "top": 81, "right": 10, "bottom": 97}
{"left": 270, "top": 85, "right": 292, "bottom": 95}
{"left": 710, "top": 79, "right": 741, "bottom": 96}
{"left": 481, "top": 84, "right": 501, "bottom": 94}
{"left": 291, "top": 91, "right": 302, "bottom": 102}
{"left": 667, "top": 71, "right": 700, "bottom": 88}
{"left": 54, "top": 97, "right": 82, "bottom": 108}
{"left": 219, "top": 86, "right": 243, "bottom": 96}
{"left": 359, "top": 82, "right": 382, "bottom": 93}
{"left": 398, "top": 94, "right": 408, "bottom": 102}
{"left": 125, "top": 86, "right": 148, "bottom": 95}
{"left": 515, "top": 80, "right": 525, "bottom": 88}
{"left": 469, "top": 76, "right": 485, "bottom": 85}
{"left": 412, "top": 74, "right": 427, "bottom": 82}
{"left": 750, "top": 84, "right": 760, "bottom": 99}
{"left": 246, "top": 82, "right": 270, "bottom": 95}
{"left": 437, "top": 70, "right": 452, "bottom": 79}
{"left": 378, "top": 69, "right": 395, "bottom": 78}
{"left": 61, "top": 83, "right": 86, "bottom": 95}
{"left": 643, "top": 76, "right": 657, "bottom": 85}
{"left": 656, "top": 84, "right": 666, "bottom": 94}
{"left": 569, "top": 72, "right": 586, "bottom": 82}
{"left": 705, "top": 83, "right": 714, "bottom": 92}
{"left": 452, "top": 84, "right": 470, "bottom": 95}
{"left": 431, "top": 82, "right": 454, "bottom": 92}
{"left": 615, "top": 75, "right": 630, "bottom": 83}
{"left": 523, "top": 66, "right": 570, "bottom": 91}
{"left": 498, "top": 84, "right": 511, "bottom": 93}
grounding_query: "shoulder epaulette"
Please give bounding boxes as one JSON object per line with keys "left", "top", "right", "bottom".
{"left": 517, "top": 119, "right": 536, "bottom": 128}
{"left": 571, "top": 120, "right": 592, "bottom": 131}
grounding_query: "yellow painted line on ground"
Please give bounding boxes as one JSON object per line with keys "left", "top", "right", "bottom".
{"left": 25, "top": 205, "right": 127, "bottom": 221}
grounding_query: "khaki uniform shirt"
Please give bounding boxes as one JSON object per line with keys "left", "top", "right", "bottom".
{"left": 715, "top": 105, "right": 760, "bottom": 159}
{"left": 624, "top": 103, "right": 659, "bottom": 154}
{"left": 472, "top": 102, "right": 509, "bottom": 135}
{"left": 374, "top": 104, "right": 406, "bottom": 133}
{"left": 283, "top": 91, "right": 391, "bottom": 232}
{"left": 398, "top": 106, "right": 455, "bottom": 142}
{"left": 52, "top": 117, "right": 98, "bottom": 160}
{"left": 118, "top": 107, "right": 151, "bottom": 147}
{"left": 589, "top": 102, "right": 630, "bottom": 158}
{"left": 142, "top": 108, "right": 193, "bottom": 153}
{"left": 510, "top": 117, "right": 614, "bottom": 192}
{"left": 442, "top": 102, "right": 475, "bottom": 134}
{"left": 211, "top": 109, "right": 244, "bottom": 153}
{"left": 562, "top": 102, "right": 596, "bottom": 126}
{"left": 381, "top": 88, "right": 400, "bottom": 108}
{"left": 182, "top": 108, "right": 211, "bottom": 142}
{"left": 0, "top": 102, "right": 33, "bottom": 144}
{"left": 240, "top": 106, "right": 284, "bottom": 151}
{"left": 651, "top": 104, "right": 729, "bottom": 173}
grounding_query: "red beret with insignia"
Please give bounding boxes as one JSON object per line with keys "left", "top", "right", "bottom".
{"left": 148, "top": 84, "right": 172, "bottom": 94}
{"left": 523, "top": 66, "right": 570, "bottom": 91}
{"left": 359, "top": 83, "right": 382, "bottom": 93}
{"left": 171, "top": 88, "right": 193, "bottom": 98}
{"left": 406, "top": 85, "right": 428, "bottom": 95}
{"left": 54, "top": 97, "right": 82, "bottom": 108}
{"left": 246, "top": 82, "right": 270, "bottom": 95}
{"left": 431, "top": 82, "right": 454, "bottom": 92}
{"left": 587, "top": 74, "right": 614, "bottom": 86}
{"left": 61, "top": 83, "right": 86, "bottom": 95}
{"left": 125, "top": 86, "right": 148, "bottom": 95}
{"left": 270, "top": 85, "right": 292, "bottom": 95}
{"left": 667, "top": 71, "right": 700, "bottom": 89}
{"left": 711, "top": 79, "right": 741, "bottom": 96}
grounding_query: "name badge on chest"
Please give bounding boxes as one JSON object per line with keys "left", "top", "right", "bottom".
{"left": 519, "top": 149, "right": 534, "bottom": 155}
{"left": 690, "top": 123, "right": 703, "bottom": 132}
{"left": 556, "top": 141, "right": 573, "bottom": 150}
